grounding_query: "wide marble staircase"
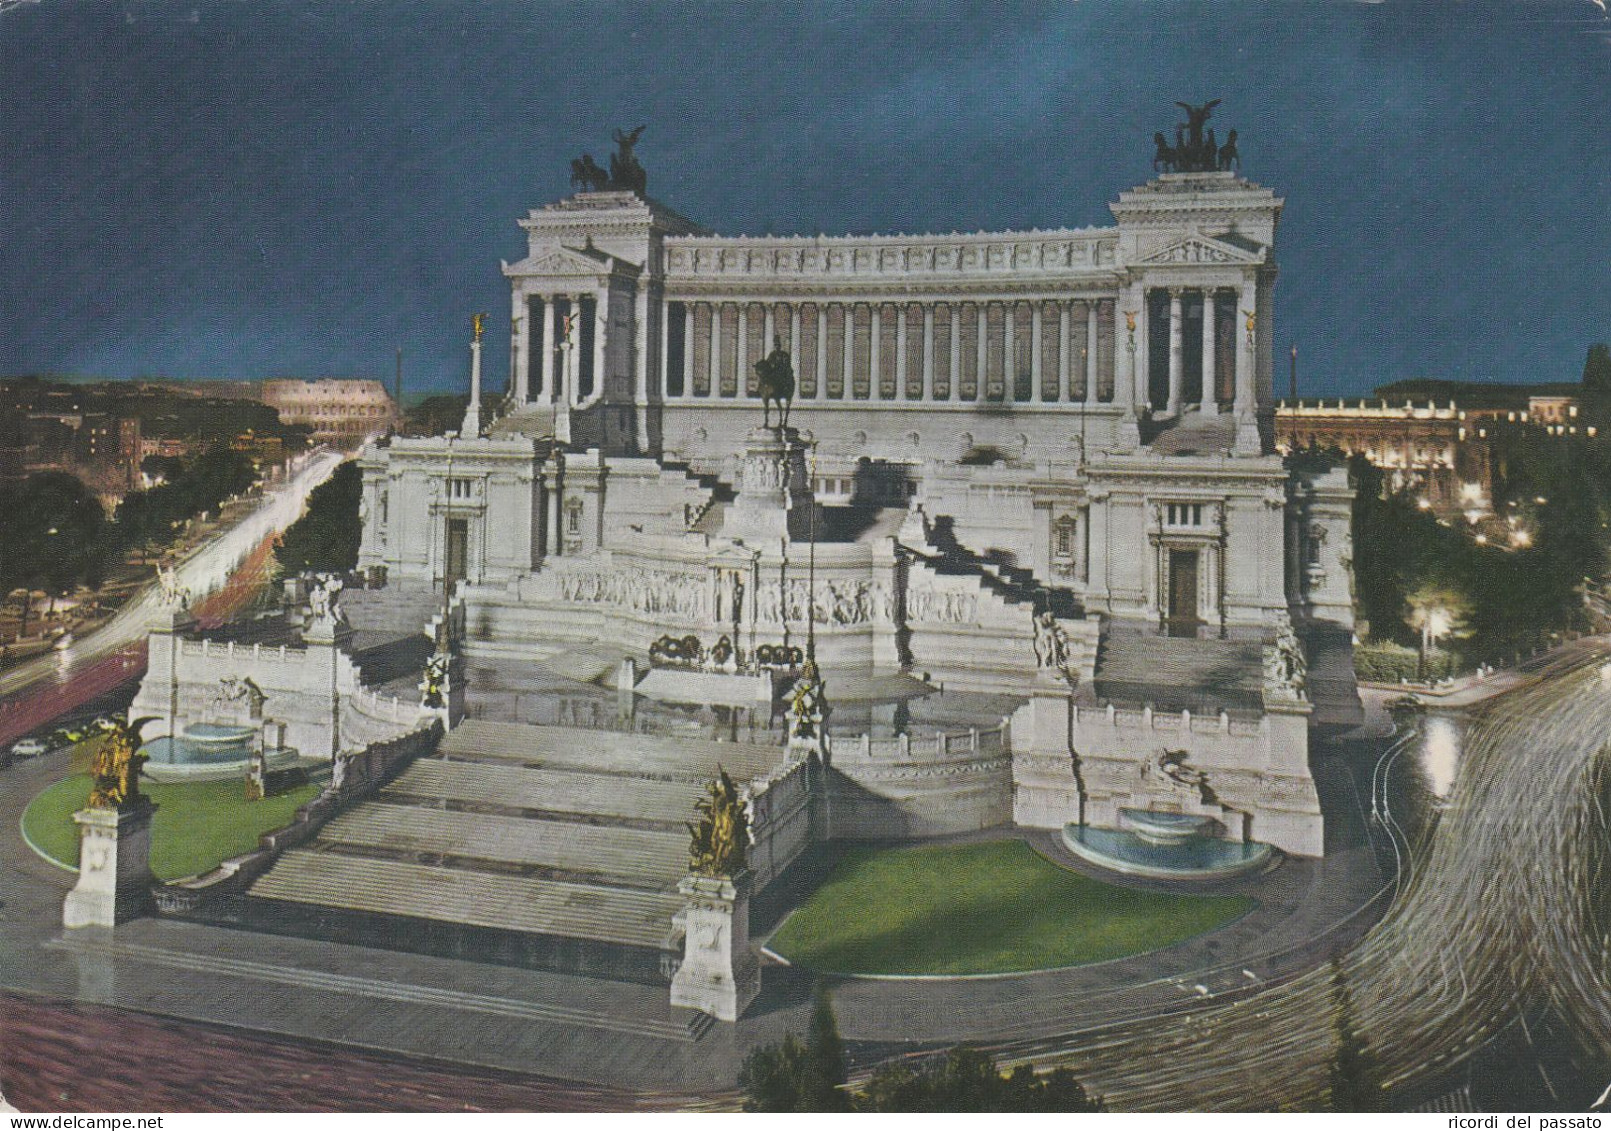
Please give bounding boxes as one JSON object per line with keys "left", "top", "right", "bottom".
{"left": 1093, "top": 631, "right": 1266, "bottom": 714}
{"left": 244, "top": 719, "right": 788, "bottom": 982}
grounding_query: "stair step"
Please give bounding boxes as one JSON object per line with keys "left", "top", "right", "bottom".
{"left": 386, "top": 760, "right": 703, "bottom": 824}
{"left": 319, "top": 803, "right": 687, "bottom": 884}
{"left": 249, "top": 850, "right": 683, "bottom": 949}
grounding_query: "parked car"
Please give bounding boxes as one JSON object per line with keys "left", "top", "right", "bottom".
{"left": 9, "top": 737, "right": 49, "bottom": 760}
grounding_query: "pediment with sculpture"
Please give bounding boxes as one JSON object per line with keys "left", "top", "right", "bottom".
{"left": 1132, "top": 232, "right": 1265, "bottom": 268}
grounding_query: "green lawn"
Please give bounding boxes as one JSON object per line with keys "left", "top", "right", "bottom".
{"left": 767, "top": 839, "right": 1254, "bottom": 976}
{"left": 21, "top": 775, "right": 321, "bottom": 882}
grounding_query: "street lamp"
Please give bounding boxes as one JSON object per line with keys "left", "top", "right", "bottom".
{"left": 1419, "top": 605, "right": 1450, "bottom": 682}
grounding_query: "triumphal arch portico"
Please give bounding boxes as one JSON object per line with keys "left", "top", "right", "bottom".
{"left": 354, "top": 105, "right": 1358, "bottom": 862}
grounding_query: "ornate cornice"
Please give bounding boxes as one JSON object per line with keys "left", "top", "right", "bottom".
{"left": 663, "top": 231, "right": 1120, "bottom": 285}
{"left": 664, "top": 280, "right": 1123, "bottom": 302}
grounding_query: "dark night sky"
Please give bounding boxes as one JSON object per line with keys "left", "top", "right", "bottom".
{"left": 1, "top": 0, "right": 1607, "bottom": 398}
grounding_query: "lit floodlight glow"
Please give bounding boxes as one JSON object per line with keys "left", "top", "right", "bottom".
{"left": 1426, "top": 607, "right": 1452, "bottom": 638}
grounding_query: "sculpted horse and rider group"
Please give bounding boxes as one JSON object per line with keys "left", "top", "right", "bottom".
{"left": 1153, "top": 100, "right": 1239, "bottom": 174}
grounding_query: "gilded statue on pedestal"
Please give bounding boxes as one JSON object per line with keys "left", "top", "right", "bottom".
{"left": 81, "top": 716, "right": 156, "bottom": 810}
{"left": 687, "top": 766, "right": 750, "bottom": 878}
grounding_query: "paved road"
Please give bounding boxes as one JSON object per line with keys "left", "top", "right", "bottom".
{"left": 0, "top": 991, "right": 657, "bottom": 1112}
{"left": 1007, "top": 641, "right": 1611, "bottom": 1111}
{"left": 0, "top": 450, "right": 343, "bottom": 750}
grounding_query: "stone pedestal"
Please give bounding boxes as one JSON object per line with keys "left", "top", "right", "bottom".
{"left": 1234, "top": 414, "right": 1261, "bottom": 455}
{"left": 1114, "top": 414, "right": 1143, "bottom": 451}
{"left": 723, "top": 427, "right": 813, "bottom": 544}
{"left": 62, "top": 800, "right": 157, "bottom": 929}
{"left": 670, "top": 871, "right": 760, "bottom": 1022}
{"left": 420, "top": 651, "right": 466, "bottom": 731}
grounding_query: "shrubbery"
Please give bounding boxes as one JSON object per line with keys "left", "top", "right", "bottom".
{"left": 1352, "top": 642, "right": 1457, "bottom": 684}
{"left": 739, "top": 987, "right": 1102, "bottom": 1113}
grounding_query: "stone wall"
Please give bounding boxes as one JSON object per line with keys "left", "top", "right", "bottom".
{"left": 132, "top": 626, "right": 425, "bottom": 760}
{"left": 746, "top": 755, "right": 814, "bottom": 890}
{"left": 827, "top": 724, "right": 1013, "bottom": 838}
{"left": 1011, "top": 691, "right": 1322, "bottom": 856}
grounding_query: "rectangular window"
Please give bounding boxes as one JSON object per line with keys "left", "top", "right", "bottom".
{"left": 1165, "top": 503, "right": 1205, "bottom": 527}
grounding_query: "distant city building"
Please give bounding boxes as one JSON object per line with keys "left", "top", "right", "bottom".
{"left": 261, "top": 379, "right": 401, "bottom": 448}
{"left": 1275, "top": 383, "right": 1589, "bottom": 519}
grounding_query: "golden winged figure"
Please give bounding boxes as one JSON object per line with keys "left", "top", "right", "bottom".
{"left": 83, "top": 716, "right": 157, "bottom": 809}
{"left": 687, "top": 766, "right": 750, "bottom": 878}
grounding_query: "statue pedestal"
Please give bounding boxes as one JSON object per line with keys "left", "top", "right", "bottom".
{"left": 723, "top": 428, "right": 813, "bottom": 544}
{"left": 420, "top": 651, "right": 467, "bottom": 731}
{"left": 670, "top": 871, "right": 760, "bottom": 1022}
{"left": 1234, "top": 415, "right": 1262, "bottom": 455}
{"left": 62, "top": 800, "right": 157, "bottom": 929}
{"left": 1115, "top": 413, "right": 1142, "bottom": 451}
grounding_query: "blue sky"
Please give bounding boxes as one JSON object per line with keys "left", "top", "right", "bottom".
{"left": 1, "top": 0, "right": 1607, "bottom": 397}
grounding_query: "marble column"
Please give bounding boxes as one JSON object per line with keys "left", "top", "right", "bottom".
{"left": 895, "top": 305, "right": 908, "bottom": 400}
{"left": 634, "top": 288, "right": 651, "bottom": 450}
{"left": 788, "top": 304, "right": 801, "bottom": 362}
{"left": 1002, "top": 303, "right": 1014, "bottom": 404}
{"left": 1086, "top": 301, "right": 1100, "bottom": 404}
{"left": 546, "top": 477, "right": 561, "bottom": 556}
{"left": 571, "top": 296, "right": 585, "bottom": 407}
{"left": 1235, "top": 276, "right": 1259, "bottom": 452}
{"left": 842, "top": 304, "right": 855, "bottom": 399}
{"left": 541, "top": 299, "right": 557, "bottom": 404}
{"left": 1057, "top": 303, "right": 1071, "bottom": 403}
{"left": 736, "top": 305, "right": 749, "bottom": 398}
{"left": 949, "top": 308, "right": 962, "bottom": 401}
{"left": 1167, "top": 287, "right": 1184, "bottom": 417}
{"left": 709, "top": 301, "right": 722, "bottom": 398}
{"left": 591, "top": 289, "right": 607, "bottom": 405}
{"left": 869, "top": 305, "right": 882, "bottom": 400}
{"left": 1031, "top": 304, "right": 1043, "bottom": 402}
{"left": 681, "top": 303, "right": 694, "bottom": 400}
{"left": 1200, "top": 289, "right": 1217, "bottom": 414}
{"left": 921, "top": 305, "right": 934, "bottom": 402}
{"left": 512, "top": 290, "right": 530, "bottom": 404}
{"left": 815, "top": 306, "right": 828, "bottom": 399}
{"left": 1114, "top": 288, "right": 1142, "bottom": 448}
{"left": 975, "top": 304, "right": 988, "bottom": 402}
{"left": 658, "top": 297, "right": 673, "bottom": 401}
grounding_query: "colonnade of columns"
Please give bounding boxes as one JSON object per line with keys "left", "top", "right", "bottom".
{"left": 511, "top": 292, "right": 606, "bottom": 408}
{"left": 1122, "top": 279, "right": 1258, "bottom": 421}
{"left": 664, "top": 297, "right": 1118, "bottom": 407}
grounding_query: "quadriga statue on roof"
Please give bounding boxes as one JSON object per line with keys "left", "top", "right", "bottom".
{"left": 569, "top": 127, "right": 648, "bottom": 195}
{"left": 688, "top": 766, "right": 750, "bottom": 878}
{"left": 608, "top": 125, "right": 647, "bottom": 194}
{"left": 1153, "top": 100, "right": 1239, "bottom": 174}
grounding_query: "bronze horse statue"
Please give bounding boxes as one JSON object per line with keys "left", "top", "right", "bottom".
{"left": 570, "top": 154, "right": 609, "bottom": 192}
{"left": 754, "top": 335, "right": 795, "bottom": 430}
{"left": 1153, "top": 131, "right": 1176, "bottom": 173}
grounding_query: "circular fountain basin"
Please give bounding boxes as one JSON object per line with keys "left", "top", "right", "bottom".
{"left": 182, "top": 722, "right": 258, "bottom": 747}
{"left": 140, "top": 722, "right": 300, "bottom": 783}
{"left": 1121, "top": 808, "right": 1215, "bottom": 847}
{"left": 1063, "top": 823, "right": 1274, "bottom": 881}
